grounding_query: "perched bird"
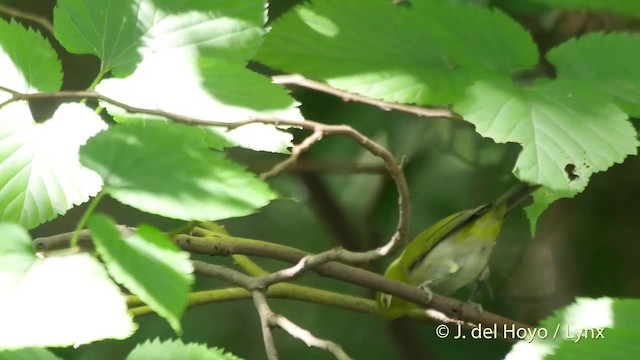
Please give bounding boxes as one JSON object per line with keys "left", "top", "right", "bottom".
{"left": 376, "top": 183, "right": 540, "bottom": 320}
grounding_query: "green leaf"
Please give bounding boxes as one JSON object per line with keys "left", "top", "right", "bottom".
{"left": 54, "top": 0, "right": 266, "bottom": 76}
{"left": 0, "top": 19, "right": 102, "bottom": 229}
{"left": 127, "top": 338, "right": 243, "bottom": 360}
{"left": 505, "top": 298, "right": 640, "bottom": 360}
{"left": 528, "top": 0, "right": 640, "bottom": 17}
{"left": 411, "top": 0, "right": 538, "bottom": 74}
{"left": 96, "top": 56, "right": 300, "bottom": 153}
{"left": 0, "top": 18, "right": 62, "bottom": 98}
{"left": 89, "top": 215, "right": 193, "bottom": 333}
{"left": 80, "top": 122, "right": 277, "bottom": 221}
{"left": 548, "top": 32, "right": 640, "bottom": 117}
{"left": 55, "top": 0, "right": 300, "bottom": 153}
{"left": 0, "top": 347, "right": 63, "bottom": 360}
{"left": 256, "top": 0, "right": 537, "bottom": 105}
{"left": 524, "top": 187, "right": 576, "bottom": 236}
{"left": 454, "top": 80, "right": 638, "bottom": 192}
{"left": 0, "top": 103, "right": 106, "bottom": 229}
{"left": 0, "top": 223, "right": 135, "bottom": 350}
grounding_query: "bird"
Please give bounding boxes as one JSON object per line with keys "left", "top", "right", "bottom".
{"left": 376, "top": 183, "right": 540, "bottom": 320}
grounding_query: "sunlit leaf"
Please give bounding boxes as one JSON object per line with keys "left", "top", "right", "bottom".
{"left": 89, "top": 215, "right": 193, "bottom": 333}
{"left": 256, "top": 0, "right": 537, "bottom": 105}
{"left": 0, "top": 223, "right": 135, "bottom": 350}
{"left": 0, "top": 103, "right": 106, "bottom": 229}
{"left": 80, "top": 122, "right": 276, "bottom": 221}
{"left": 54, "top": 0, "right": 266, "bottom": 76}
{"left": 455, "top": 80, "right": 637, "bottom": 192}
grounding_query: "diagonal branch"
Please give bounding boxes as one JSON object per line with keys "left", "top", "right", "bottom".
{"left": 260, "top": 129, "right": 323, "bottom": 180}
{"left": 272, "top": 74, "right": 461, "bottom": 120}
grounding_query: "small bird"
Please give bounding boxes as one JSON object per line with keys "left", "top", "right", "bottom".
{"left": 376, "top": 183, "right": 540, "bottom": 320}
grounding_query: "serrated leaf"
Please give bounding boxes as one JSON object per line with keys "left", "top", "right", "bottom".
{"left": 127, "top": 338, "right": 243, "bottom": 360}
{"left": 528, "top": 0, "right": 640, "bottom": 17}
{"left": 54, "top": 0, "right": 266, "bottom": 76}
{"left": 0, "top": 103, "right": 106, "bottom": 229}
{"left": 524, "top": 187, "right": 576, "bottom": 236}
{"left": 89, "top": 215, "right": 193, "bottom": 333}
{"left": 548, "top": 32, "right": 640, "bottom": 117}
{"left": 454, "top": 80, "right": 638, "bottom": 192}
{"left": 0, "top": 223, "right": 135, "bottom": 350}
{"left": 96, "top": 55, "right": 300, "bottom": 153}
{"left": 80, "top": 122, "right": 276, "bottom": 221}
{"left": 0, "top": 18, "right": 62, "bottom": 101}
{"left": 505, "top": 298, "right": 640, "bottom": 360}
{"left": 256, "top": 0, "right": 537, "bottom": 105}
{"left": 0, "top": 19, "right": 102, "bottom": 229}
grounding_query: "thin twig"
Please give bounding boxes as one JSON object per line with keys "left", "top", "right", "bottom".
{"left": 270, "top": 314, "right": 352, "bottom": 360}
{"left": 252, "top": 291, "right": 279, "bottom": 360}
{"left": 260, "top": 129, "right": 323, "bottom": 180}
{"left": 272, "top": 74, "right": 461, "bottom": 120}
{"left": 0, "top": 4, "right": 55, "bottom": 34}
{"left": 192, "top": 261, "right": 353, "bottom": 360}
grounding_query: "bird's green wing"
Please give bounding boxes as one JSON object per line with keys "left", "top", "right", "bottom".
{"left": 397, "top": 204, "right": 490, "bottom": 270}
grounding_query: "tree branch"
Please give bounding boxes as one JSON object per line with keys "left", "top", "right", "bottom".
{"left": 271, "top": 74, "right": 461, "bottom": 120}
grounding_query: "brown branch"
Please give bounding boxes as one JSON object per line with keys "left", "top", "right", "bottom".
{"left": 269, "top": 312, "right": 352, "bottom": 360}
{"left": 260, "top": 129, "right": 323, "bottom": 180}
{"left": 4, "top": 86, "right": 411, "bottom": 261}
{"left": 0, "top": 4, "right": 54, "bottom": 34}
{"left": 271, "top": 74, "right": 461, "bottom": 120}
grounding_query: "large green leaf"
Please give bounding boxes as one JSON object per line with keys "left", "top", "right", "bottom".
{"left": 54, "top": 0, "right": 266, "bottom": 76}
{"left": 0, "top": 18, "right": 61, "bottom": 100}
{"left": 548, "top": 32, "right": 640, "bottom": 117}
{"left": 0, "top": 103, "right": 106, "bottom": 229}
{"left": 0, "top": 223, "right": 135, "bottom": 350}
{"left": 89, "top": 215, "right": 193, "bottom": 333}
{"left": 55, "top": 0, "right": 301, "bottom": 153}
{"left": 256, "top": 0, "right": 537, "bottom": 105}
{"left": 455, "top": 80, "right": 637, "bottom": 192}
{"left": 0, "top": 19, "right": 103, "bottom": 229}
{"left": 80, "top": 122, "right": 277, "bottom": 221}
{"left": 127, "top": 338, "right": 243, "bottom": 360}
